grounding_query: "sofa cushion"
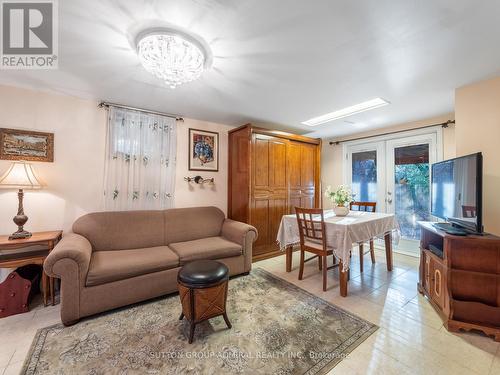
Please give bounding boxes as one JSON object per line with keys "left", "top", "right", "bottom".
{"left": 169, "top": 236, "right": 242, "bottom": 265}
{"left": 73, "top": 210, "right": 165, "bottom": 251}
{"left": 86, "top": 246, "right": 179, "bottom": 287}
{"left": 164, "top": 206, "right": 225, "bottom": 244}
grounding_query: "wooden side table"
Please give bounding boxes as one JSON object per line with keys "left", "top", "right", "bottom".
{"left": 0, "top": 231, "right": 63, "bottom": 306}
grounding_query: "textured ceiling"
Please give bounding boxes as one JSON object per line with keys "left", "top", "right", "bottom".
{"left": 1, "top": 0, "right": 499, "bottom": 139}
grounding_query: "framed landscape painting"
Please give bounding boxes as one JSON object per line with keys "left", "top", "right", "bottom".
{"left": 0, "top": 128, "right": 54, "bottom": 162}
{"left": 189, "top": 128, "right": 218, "bottom": 171}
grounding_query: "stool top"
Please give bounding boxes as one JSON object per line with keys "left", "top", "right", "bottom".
{"left": 178, "top": 260, "right": 229, "bottom": 286}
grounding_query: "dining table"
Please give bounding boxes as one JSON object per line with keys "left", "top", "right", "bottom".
{"left": 276, "top": 209, "right": 399, "bottom": 296}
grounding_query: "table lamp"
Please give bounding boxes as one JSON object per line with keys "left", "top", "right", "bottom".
{"left": 0, "top": 161, "right": 44, "bottom": 240}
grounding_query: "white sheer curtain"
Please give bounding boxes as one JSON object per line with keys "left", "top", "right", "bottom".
{"left": 103, "top": 106, "right": 177, "bottom": 210}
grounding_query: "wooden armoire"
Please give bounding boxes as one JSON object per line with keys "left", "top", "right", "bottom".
{"left": 228, "top": 124, "right": 321, "bottom": 261}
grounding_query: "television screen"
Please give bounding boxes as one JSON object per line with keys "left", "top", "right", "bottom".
{"left": 431, "top": 152, "right": 482, "bottom": 233}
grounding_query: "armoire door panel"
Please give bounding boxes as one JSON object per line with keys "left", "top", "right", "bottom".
{"left": 301, "top": 187, "right": 316, "bottom": 209}
{"left": 301, "top": 196, "right": 315, "bottom": 209}
{"left": 270, "top": 198, "right": 288, "bottom": 245}
{"left": 301, "top": 188, "right": 315, "bottom": 195}
{"left": 228, "top": 126, "right": 250, "bottom": 222}
{"left": 236, "top": 137, "right": 249, "bottom": 173}
{"left": 269, "top": 140, "right": 287, "bottom": 188}
{"left": 288, "top": 142, "right": 317, "bottom": 210}
{"left": 251, "top": 199, "right": 269, "bottom": 248}
{"left": 289, "top": 196, "right": 301, "bottom": 214}
{"left": 301, "top": 143, "right": 316, "bottom": 188}
{"left": 253, "top": 189, "right": 271, "bottom": 200}
{"left": 287, "top": 142, "right": 301, "bottom": 188}
{"left": 253, "top": 138, "right": 269, "bottom": 188}
{"left": 253, "top": 189, "right": 287, "bottom": 200}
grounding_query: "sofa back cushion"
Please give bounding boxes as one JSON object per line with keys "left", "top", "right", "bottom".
{"left": 164, "top": 206, "right": 225, "bottom": 244}
{"left": 73, "top": 210, "right": 165, "bottom": 251}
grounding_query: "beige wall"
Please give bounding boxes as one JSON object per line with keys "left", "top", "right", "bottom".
{"left": 321, "top": 114, "right": 456, "bottom": 196}
{"left": 0, "top": 84, "right": 233, "bottom": 234}
{"left": 0, "top": 85, "right": 107, "bottom": 235}
{"left": 175, "top": 119, "right": 232, "bottom": 212}
{"left": 455, "top": 76, "right": 500, "bottom": 235}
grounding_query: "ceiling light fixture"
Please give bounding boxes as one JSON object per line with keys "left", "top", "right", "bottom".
{"left": 136, "top": 28, "right": 210, "bottom": 89}
{"left": 302, "top": 98, "right": 390, "bottom": 126}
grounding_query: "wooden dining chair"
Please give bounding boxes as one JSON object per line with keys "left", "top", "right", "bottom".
{"left": 295, "top": 207, "right": 339, "bottom": 291}
{"left": 349, "top": 201, "right": 377, "bottom": 273}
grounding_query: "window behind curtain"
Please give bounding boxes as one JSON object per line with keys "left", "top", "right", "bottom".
{"left": 103, "top": 106, "right": 177, "bottom": 210}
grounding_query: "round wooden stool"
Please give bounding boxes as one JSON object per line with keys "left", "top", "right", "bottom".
{"left": 177, "top": 260, "right": 231, "bottom": 343}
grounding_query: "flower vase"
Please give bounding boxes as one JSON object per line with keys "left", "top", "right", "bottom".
{"left": 333, "top": 205, "right": 349, "bottom": 217}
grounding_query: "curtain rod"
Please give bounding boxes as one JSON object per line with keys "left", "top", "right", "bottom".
{"left": 98, "top": 101, "right": 183, "bottom": 121}
{"left": 328, "top": 119, "right": 455, "bottom": 145}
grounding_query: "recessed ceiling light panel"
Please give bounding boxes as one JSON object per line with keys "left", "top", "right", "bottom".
{"left": 136, "top": 28, "right": 211, "bottom": 89}
{"left": 302, "top": 98, "right": 390, "bottom": 126}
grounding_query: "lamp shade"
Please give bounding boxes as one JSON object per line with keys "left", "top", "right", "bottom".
{"left": 0, "top": 161, "right": 44, "bottom": 189}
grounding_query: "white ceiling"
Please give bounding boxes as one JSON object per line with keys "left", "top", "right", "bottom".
{"left": 1, "top": 0, "right": 500, "bottom": 139}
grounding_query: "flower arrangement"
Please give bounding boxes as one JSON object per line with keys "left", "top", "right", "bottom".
{"left": 325, "top": 185, "right": 354, "bottom": 207}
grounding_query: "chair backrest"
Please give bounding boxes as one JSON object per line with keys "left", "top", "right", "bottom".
{"left": 295, "top": 207, "right": 327, "bottom": 251}
{"left": 350, "top": 201, "right": 377, "bottom": 212}
{"left": 462, "top": 205, "right": 477, "bottom": 218}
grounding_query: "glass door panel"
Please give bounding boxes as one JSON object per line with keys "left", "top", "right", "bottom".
{"left": 352, "top": 150, "right": 377, "bottom": 202}
{"left": 345, "top": 141, "right": 385, "bottom": 212}
{"left": 393, "top": 144, "right": 431, "bottom": 240}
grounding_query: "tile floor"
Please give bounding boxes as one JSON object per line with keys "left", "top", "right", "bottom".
{"left": 1, "top": 249, "right": 499, "bottom": 374}
{"left": 257, "top": 249, "right": 500, "bottom": 375}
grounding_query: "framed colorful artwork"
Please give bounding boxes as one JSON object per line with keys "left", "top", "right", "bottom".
{"left": 188, "top": 128, "right": 218, "bottom": 171}
{"left": 0, "top": 128, "right": 54, "bottom": 162}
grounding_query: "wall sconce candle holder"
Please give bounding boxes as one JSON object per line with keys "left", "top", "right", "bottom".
{"left": 184, "top": 176, "right": 214, "bottom": 184}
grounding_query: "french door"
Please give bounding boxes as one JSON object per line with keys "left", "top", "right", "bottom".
{"left": 345, "top": 130, "right": 441, "bottom": 255}
{"left": 346, "top": 141, "right": 386, "bottom": 212}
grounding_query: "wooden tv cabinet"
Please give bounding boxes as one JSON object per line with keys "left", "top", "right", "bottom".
{"left": 418, "top": 222, "right": 500, "bottom": 341}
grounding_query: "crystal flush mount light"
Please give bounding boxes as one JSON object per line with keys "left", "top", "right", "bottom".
{"left": 136, "top": 28, "right": 211, "bottom": 89}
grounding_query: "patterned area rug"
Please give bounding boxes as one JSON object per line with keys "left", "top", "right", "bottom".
{"left": 22, "top": 268, "right": 377, "bottom": 374}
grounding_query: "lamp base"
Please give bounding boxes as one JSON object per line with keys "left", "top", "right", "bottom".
{"left": 9, "top": 189, "right": 32, "bottom": 240}
{"left": 9, "top": 230, "right": 32, "bottom": 240}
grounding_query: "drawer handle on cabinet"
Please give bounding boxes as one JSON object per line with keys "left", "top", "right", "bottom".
{"left": 434, "top": 269, "right": 441, "bottom": 297}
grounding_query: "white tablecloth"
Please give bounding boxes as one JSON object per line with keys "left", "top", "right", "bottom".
{"left": 276, "top": 210, "right": 399, "bottom": 271}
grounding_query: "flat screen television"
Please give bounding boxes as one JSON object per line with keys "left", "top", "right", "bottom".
{"left": 431, "top": 152, "right": 483, "bottom": 233}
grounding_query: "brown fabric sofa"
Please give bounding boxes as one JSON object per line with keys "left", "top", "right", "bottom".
{"left": 44, "top": 206, "right": 257, "bottom": 325}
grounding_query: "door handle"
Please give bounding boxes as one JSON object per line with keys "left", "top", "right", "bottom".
{"left": 386, "top": 191, "right": 392, "bottom": 204}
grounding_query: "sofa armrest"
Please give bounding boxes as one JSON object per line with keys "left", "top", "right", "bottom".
{"left": 44, "top": 233, "right": 92, "bottom": 283}
{"left": 43, "top": 233, "right": 92, "bottom": 325}
{"left": 221, "top": 219, "right": 258, "bottom": 247}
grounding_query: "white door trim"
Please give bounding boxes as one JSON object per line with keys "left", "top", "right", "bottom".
{"left": 340, "top": 126, "right": 445, "bottom": 256}
{"left": 341, "top": 125, "right": 443, "bottom": 152}
{"left": 342, "top": 126, "right": 444, "bottom": 212}
{"left": 385, "top": 132, "right": 438, "bottom": 214}
{"left": 342, "top": 125, "right": 444, "bottom": 186}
